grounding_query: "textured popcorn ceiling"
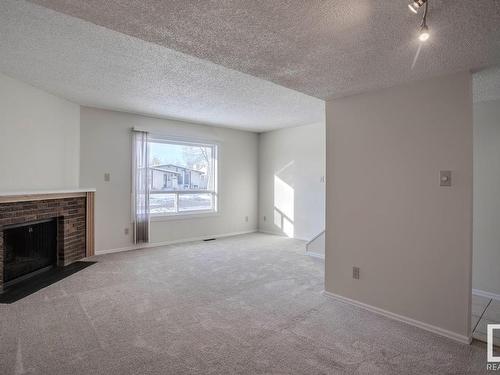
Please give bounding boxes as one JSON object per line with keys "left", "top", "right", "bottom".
{"left": 28, "top": 0, "right": 500, "bottom": 100}
{"left": 473, "top": 66, "right": 500, "bottom": 103}
{"left": 0, "top": 1, "right": 324, "bottom": 132}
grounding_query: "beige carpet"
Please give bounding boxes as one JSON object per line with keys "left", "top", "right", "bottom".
{"left": 0, "top": 233, "right": 490, "bottom": 374}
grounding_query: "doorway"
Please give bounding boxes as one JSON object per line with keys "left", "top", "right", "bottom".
{"left": 472, "top": 65, "right": 500, "bottom": 343}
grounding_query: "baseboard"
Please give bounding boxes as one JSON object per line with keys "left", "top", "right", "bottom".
{"left": 295, "top": 236, "right": 310, "bottom": 242}
{"left": 305, "top": 251, "right": 325, "bottom": 260}
{"left": 258, "top": 230, "right": 322, "bottom": 258}
{"left": 95, "top": 230, "right": 257, "bottom": 255}
{"left": 322, "top": 291, "right": 472, "bottom": 345}
{"left": 472, "top": 288, "right": 500, "bottom": 302}
{"left": 257, "top": 229, "right": 309, "bottom": 242}
{"left": 258, "top": 229, "right": 286, "bottom": 237}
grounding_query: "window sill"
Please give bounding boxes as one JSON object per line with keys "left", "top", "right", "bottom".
{"left": 150, "top": 211, "right": 220, "bottom": 222}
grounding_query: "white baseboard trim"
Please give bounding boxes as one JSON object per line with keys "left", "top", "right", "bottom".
{"left": 322, "top": 291, "right": 471, "bottom": 345}
{"left": 305, "top": 251, "right": 325, "bottom": 260}
{"left": 258, "top": 230, "right": 322, "bottom": 258}
{"left": 257, "top": 229, "right": 309, "bottom": 242}
{"left": 472, "top": 288, "right": 500, "bottom": 302}
{"left": 95, "top": 230, "right": 257, "bottom": 255}
{"left": 295, "top": 236, "right": 310, "bottom": 242}
{"left": 257, "top": 229, "right": 282, "bottom": 236}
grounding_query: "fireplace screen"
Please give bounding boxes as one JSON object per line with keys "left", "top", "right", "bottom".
{"left": 3, "top": 219, "right": 57, "bottom": 283}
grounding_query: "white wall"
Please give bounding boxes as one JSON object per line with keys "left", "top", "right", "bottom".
{"left": 325, "top": 72, "right": 473, "bottom": 340}
{"left": 0, "top": 73, "right": 80, "bottom": 190}
{"left": 258, "top": 122, "right": 325, "bottom": 241}
{"left": 79, "top": 107, "right": 259, "bottom": 252}
{"left": 473, "top": 99, "right": 500, "bottom": 296}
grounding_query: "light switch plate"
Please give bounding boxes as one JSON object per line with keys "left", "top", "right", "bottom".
{"left": 104, "top": 173, "right": 111, "bottom": 182}
{"left": 440, "top": 170, "right": 451, "bottom": 187}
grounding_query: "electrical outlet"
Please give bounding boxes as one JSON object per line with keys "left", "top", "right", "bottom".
{"left": 124, "top": 228, "right": 129, "bottom": 235}
{"left": 352, "top": 266, "right": 360, "bottom": 280}
{"left": 320, "top": 176, "right": 325, "bottom": 183}
{"left": 245, "top": 216, "right": 249, "bottom": 222}
{"left": 263, "top": 216, "right": 266, "bottom": 221}
{"left": 104, "top": 172, "right": 111, "bottom": 182}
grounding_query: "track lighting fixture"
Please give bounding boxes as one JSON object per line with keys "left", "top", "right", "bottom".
{"left": 408, "top": 0, "right": 427, "bottom": 14}
{"left": 409, "top": 0, "right": 430, "bottom": 42}
{"left": 419, "top": 24, "right": 430, "bottom": 42}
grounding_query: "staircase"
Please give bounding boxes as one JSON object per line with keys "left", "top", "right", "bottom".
{"left": 305, "top": 230, "right": 325, "bottom": 259}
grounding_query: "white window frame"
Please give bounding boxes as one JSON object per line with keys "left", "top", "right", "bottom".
{"left": 148, "top": 136, "right": 219, "bottom": 219}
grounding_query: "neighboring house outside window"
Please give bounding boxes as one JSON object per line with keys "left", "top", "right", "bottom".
{"left": 147, "top": 137, "right": 218, "bottom": 216}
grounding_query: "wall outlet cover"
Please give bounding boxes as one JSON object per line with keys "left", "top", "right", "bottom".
{"left": 353, "top": 266, "right": 360, "bottom": 280}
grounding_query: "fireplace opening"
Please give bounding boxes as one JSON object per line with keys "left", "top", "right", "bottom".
{"left": 3, "top": 218, "right": 58, "bottom": 285}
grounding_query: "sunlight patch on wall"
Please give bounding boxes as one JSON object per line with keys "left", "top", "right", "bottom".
{"left": 273, "top": 173, "right": 294, "bottom": 238}
{"left": 274, "top": 208, "right": 282, "bottom": 229}
{"left": 274, "top": 175, "right": 294, "bottom": 221}
{"left": 283, "top": 216, "right": 294, "bottom": 238}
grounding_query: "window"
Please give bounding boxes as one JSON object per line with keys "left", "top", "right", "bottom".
{"left": 148, "top": 137, "right": 218, "bottom": 216}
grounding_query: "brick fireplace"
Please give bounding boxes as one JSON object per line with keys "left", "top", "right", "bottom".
{"left": 0, "top": 190, "right": 95, "bottom": 292}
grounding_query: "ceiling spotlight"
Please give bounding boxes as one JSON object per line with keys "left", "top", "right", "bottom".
{"left": 419, "top": 24, "right": 430, "bottom": 42}
{"left": 410, "top": 0, "right": 430, "bottom": 42}
{"left": 408, "top": 0, "right": 427, "bottom": 14}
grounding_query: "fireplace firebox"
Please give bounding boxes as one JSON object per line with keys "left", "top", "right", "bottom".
{"left": 0, "top": 190, "right": 95, "bottom": 293}
{"left": 3, "top": 218, "right": 58, "bottom": 285}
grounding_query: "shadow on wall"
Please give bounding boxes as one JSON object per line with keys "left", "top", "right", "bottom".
{"left": 273, "top": 161, "right": 295, "bottom": 238}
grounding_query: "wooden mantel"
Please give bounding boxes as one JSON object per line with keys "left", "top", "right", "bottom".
{"left": 0, "top": 189, "right": 95, "bottom": 203}
{"left": 0, "top": 189, "right": 96, "bottom": 257}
